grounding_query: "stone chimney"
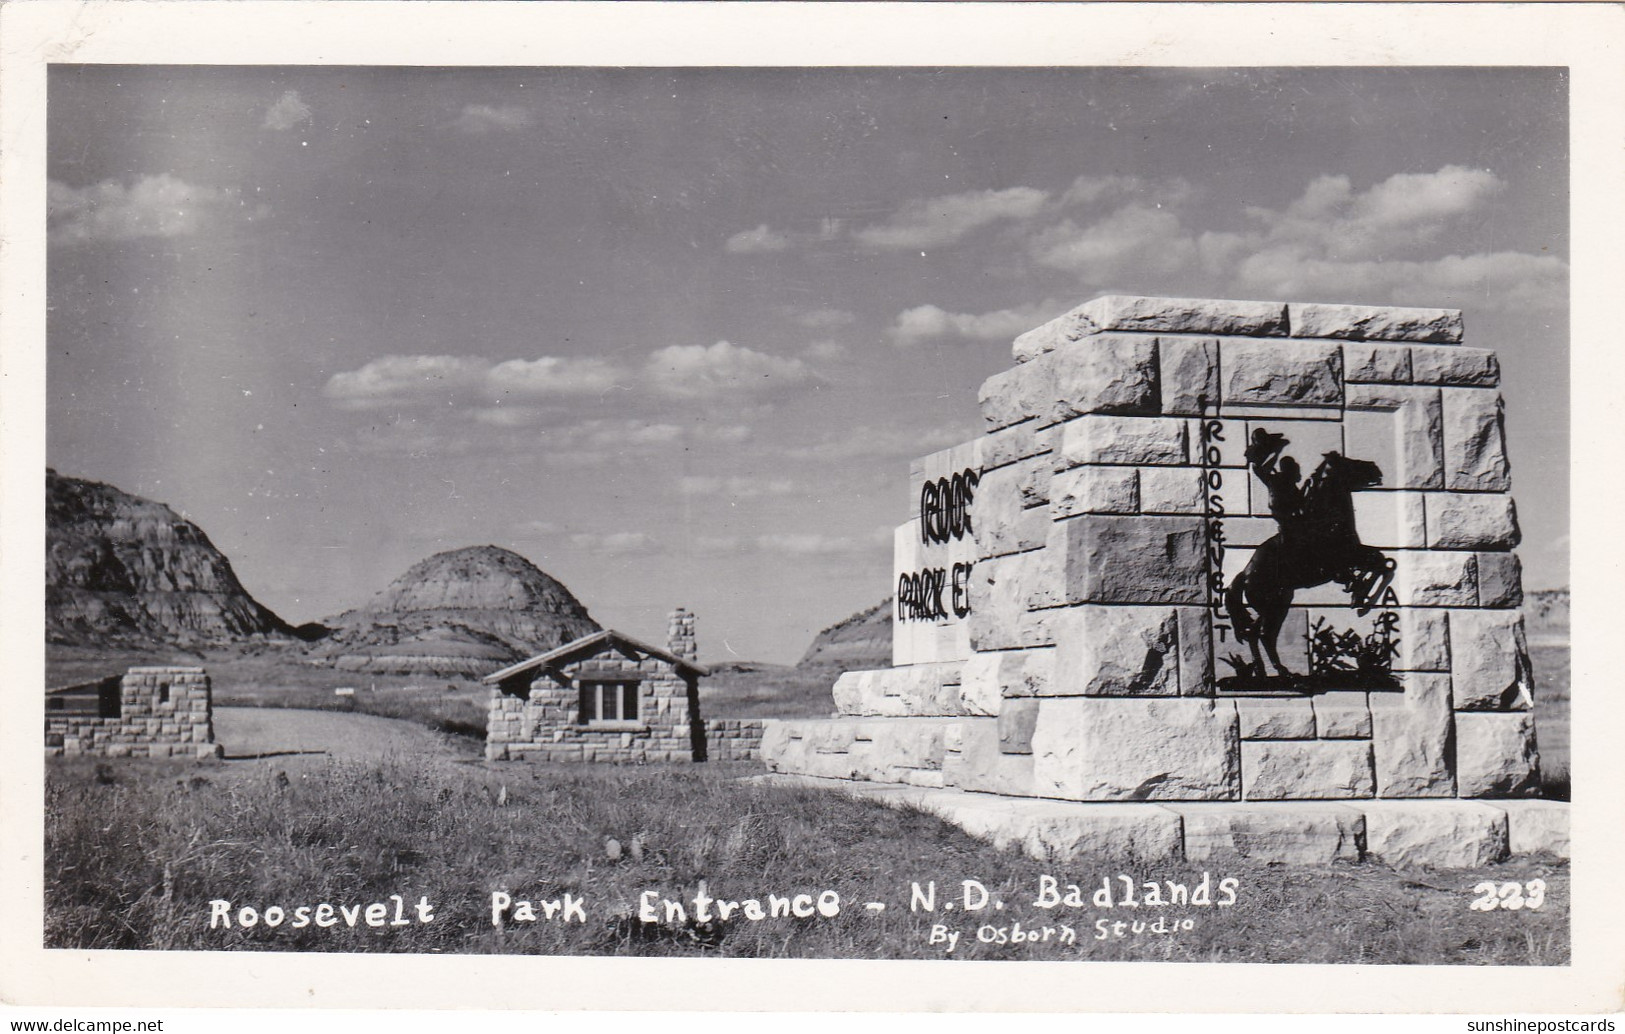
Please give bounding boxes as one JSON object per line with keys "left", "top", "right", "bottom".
{"left": 668, "top": 607, "right": 697, "bottom": 664}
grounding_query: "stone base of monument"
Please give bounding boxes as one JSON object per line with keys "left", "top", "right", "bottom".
{"left": 749, "top": 773, "right": 1570, "bottom": 868}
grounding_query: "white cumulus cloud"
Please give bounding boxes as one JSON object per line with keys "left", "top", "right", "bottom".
{"left": 262, "top": 90, "right": 312, "bottom": 131}
{"left": 453, "top": 104, "right": 534, "bottom": 134}
{"left": 48, "top": 174, "right": 264, "bottom": 244}
{"left": 645, "top": 341, "right": 817, "bottom": 400}
{"left": 853, "top": 186, "right": 1049, "bottom": 251}
{"left": 887, "top": 302, "right": 1056, "bottom": 347}
{"left": 487, "top": 356, "right": 624, "bottom": 397}
{"left": 322, "top": 355, "right": 492, "bottom": 410}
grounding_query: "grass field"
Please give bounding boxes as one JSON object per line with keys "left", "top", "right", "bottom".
{"left": 46, "top": 754, "right": 1568, "bottom": 962}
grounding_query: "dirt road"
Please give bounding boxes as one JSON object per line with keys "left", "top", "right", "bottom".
{"left": 212, "top": 706, "right": 478, "bottom": 762}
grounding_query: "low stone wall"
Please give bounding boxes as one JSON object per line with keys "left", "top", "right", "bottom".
{"left": 705, "top": 718, "right": 765, "bottom": 761}
{"left": 45, "top": 667, "right": 220, "bottom": 759}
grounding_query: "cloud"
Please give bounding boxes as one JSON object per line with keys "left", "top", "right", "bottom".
{"left": 322, "top": 355, "right": 492, "bottom": 410}
{"left": 262, "top": 90, "right": 312, "bottom": 131}
{"left": 1060, "top": 174, "right": 1194, "bottom": 209}
{"left": 1234, "top": 248, "right": 1568, "bottom": 311}
{"left": 1028, "top": 204, "right": 1197, "bottom": 281}
{"left": 725, "top": 224, "right": 792, "bottom": 254}
{"left": 487, "top": 356, "right": 624, "bottom": 397}
{"left": 453, "top": 104, "right": 534, "bottom": 134}
{"left": 48, "top": 174, "right": 265, "bottom": 244}
{"left": 644, "top": 341, "right": 818, "bottom": 400}
{"left": 1014, "top": 165, "right": 1561, "bottom": 311}
{"left": 853, "top": 186, "right": 1049, "bottom": 251}
{"left": 887, "top": 302, "right": 1055, "bottom": 347}
{"left": 1246, "top": 165, "right": 1505, "bottom": 261}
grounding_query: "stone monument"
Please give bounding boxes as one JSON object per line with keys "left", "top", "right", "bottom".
{"left": 761, "top": 295, "right": 1563, "bottom": 866}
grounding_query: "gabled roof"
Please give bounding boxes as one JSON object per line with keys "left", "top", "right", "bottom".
{"left": 481, "top": 629, "right": 709, "bottom": 684}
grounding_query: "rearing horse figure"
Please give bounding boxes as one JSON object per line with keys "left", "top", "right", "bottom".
{"left": 1224, "top": 431, "right": 1396, "bottom": 680}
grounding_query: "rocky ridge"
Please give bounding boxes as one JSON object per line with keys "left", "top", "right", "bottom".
{"left": 798, "top": 596, "right": 892, "bottom": 670}
{"left": 46, "top": 469, "right": 292, "bottom": 646}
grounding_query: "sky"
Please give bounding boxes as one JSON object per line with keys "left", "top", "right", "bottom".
{"left": 46, "top": 66, "right": 1569, "bottom": 664}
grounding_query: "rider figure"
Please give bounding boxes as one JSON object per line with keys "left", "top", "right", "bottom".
{"left": 1245, "top": 429, "right": 1305, "bottom": 542}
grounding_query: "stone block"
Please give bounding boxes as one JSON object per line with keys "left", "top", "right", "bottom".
{"left": 1455, "top": 712, "right": 1540, "bottom": 798}
{"left": 983, "top": 422, "right": 1045, "bottom": 471}
{"left": 1346, "top": 385, "right": 1444, "bottom": 490}
{"left": 1172, "top": 802, "right": 1365, "bottom": 863}
{"left": 1313, "top": 691, "right": 1372, "bottom": 738}
{"left": 1059, "top": 515, "right": 1207, "bottom": 605}
{"left": 1289, "top": 302, "right": 1463, "bottom": 344}
{"left": 958, "top": 648, "right": 1054, "bottom": 708}
{"left": 1393, "top": 551, "right": 1478, "bottom": 607}
{"left": 1394, "top": 608, "right": 1451, "bottom": 672}
{"left": 1360, "top": 801, "right": 1509, "bottom": 868}
{"left": 1236, "top": 698, "right": 1316, "bottom": 740}
{"left": 1441, "top": 388, "right": 1510, "bottom": 492}
{"left": 1139, "top": 467, "right": 1204, "bottom": 514}
{"left": 1056, "top": 415, "right": 1189, "bottom": 468}
{"left": 1176, "top": 608, "right": 1214, "bottom": 696}
{"left": 1158, "top": 336, "right": 1220, "bottom": 416}
{"left": 1370, "top": 673, "right": 1455, "bottom": 798}
{"left": 1425, "top": 493, "right": 1520, "bottom": 550}
{"left": 979, "top": 362, "right": 1046, "bottom": 430}
{"left": 1476, "top": 553, "right": 1523, "bottom": 608}
{"left": 1019, "top": 802, "right": 1185, "bottom": 863}
{"left": 1449, "top": 610, "right": 1533, "bottom": 711}
{"left": 1049, "top": 466, "right": 1138, "bottom": 518}
{"left": 1242, "top": 740, "right": 1375, "bottom": 799}
{"left": 943, "top": 720, "right": 1040, "bottom": 796}
{"left": 968, "top": 552, "right": 1056, "bottom": 651}
{"left": 1049, "top": 605, "right": 1180, "bottom": 696}
{"left": 1350, "top": 491, "right": 1427, "bottom": 549}
{"left": 832, "top": 663, "right": 971, "bottom": 717}
{"left": 1030, "top": 697, "right": 1240, "bottom": 801}
{"left": 1042, "top": 334, "right": 1162, "bottom": 421}
{"left": 1490, "top": 800, "right": 1569, "bottom": 860}
{"left": 1013, "top": 295, "right": 1286, "bottom": 362}
{"left": 1411, "top": 346, "right": 1499, "bottom": 387}
{"left": 1341, "top": 342, "right": 1413, "bottom": 384}
{"left": 1220, "top": 339, "right": 1343, "bottom": 406}
{"left": 976, "top": 476, "right": 1048, "bottom": 561}
{"left": 998, "top": 698, "right": 1040, "bottom": 753}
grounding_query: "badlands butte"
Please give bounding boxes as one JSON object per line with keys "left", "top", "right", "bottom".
{"left": 43, "top": 467, "right": 879, "bottom": 713}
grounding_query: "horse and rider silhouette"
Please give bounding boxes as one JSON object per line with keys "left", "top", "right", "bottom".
{"left": 1224, "top": 427, "right": 1397, "bottom": 683}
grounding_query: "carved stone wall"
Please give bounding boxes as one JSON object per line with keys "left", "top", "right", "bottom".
{"left": 765, "top": 295, "right": 1538, "bottom": 805}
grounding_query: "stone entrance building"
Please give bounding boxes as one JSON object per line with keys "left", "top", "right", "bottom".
{"left": 762, "top": 294, "right": 1564, "bottom": 866}
{"left": 485, "top": 608, "right": 762, "bottom": 763}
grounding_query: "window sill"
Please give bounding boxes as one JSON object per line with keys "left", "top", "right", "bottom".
{"left": 575, "top": 721, "right": 648, "bottom": 733}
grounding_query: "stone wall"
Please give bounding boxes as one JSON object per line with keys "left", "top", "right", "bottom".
{"left": 45, "top": 666, "right": 220, "bottom": 759}
{"left": 705, "top": 718, "right": 765, "bottom": 761}
{"left": 763, "top": 295, "right": 1539, "bottom": 805}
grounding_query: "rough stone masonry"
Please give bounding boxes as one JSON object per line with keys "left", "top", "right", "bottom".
{"left": 761, "top": 294, "right": 1563, "bottom": 867}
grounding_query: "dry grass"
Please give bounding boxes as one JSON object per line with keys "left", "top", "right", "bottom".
{"left": 46, "top": 756, "right": 1568, "bottom": 963}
